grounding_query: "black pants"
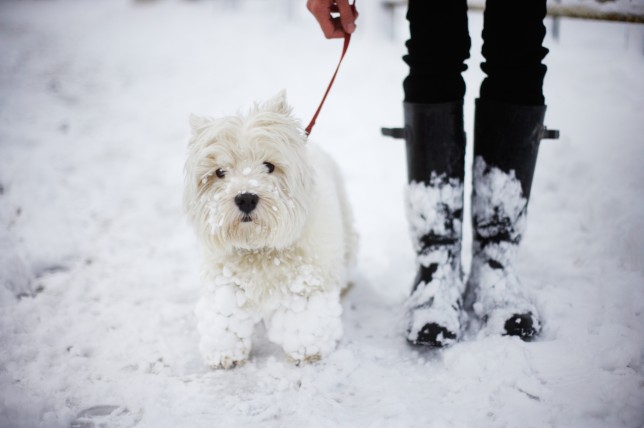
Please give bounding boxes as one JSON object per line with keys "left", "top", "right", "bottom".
{"left": 403, "top": 0, "right": 548, "bottom": 106}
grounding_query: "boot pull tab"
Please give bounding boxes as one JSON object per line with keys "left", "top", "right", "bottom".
{"left": 381, "top": 127, "right": 405, "bottom": 139}
{"left": 383, "top": 126, "right": 558, "bottom": 140}
{"left": 542, "top": 127, "right": 560, "bottom": 140}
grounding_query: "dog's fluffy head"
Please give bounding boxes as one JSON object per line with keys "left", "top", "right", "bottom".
{"left": 184, "top": 91, "right": 313, "bottom": 253}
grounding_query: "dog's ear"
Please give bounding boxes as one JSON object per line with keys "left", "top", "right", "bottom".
{"left": 265, "top": 89, "right": 292, "bottom": 115}
{"left": 189, "top": 114, "right": 211, "bottom": 136}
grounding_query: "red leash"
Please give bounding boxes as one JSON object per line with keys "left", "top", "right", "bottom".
{"left": 304, "top": 4, "right": 355, "bottom": 137}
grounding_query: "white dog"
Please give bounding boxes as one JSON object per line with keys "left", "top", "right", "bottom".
{"left": 184, "top": 91, "right": 357, "bottom": 368}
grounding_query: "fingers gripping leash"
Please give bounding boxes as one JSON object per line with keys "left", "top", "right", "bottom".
{"left": 305, "top": 1, "right": 356, "bottom": 137}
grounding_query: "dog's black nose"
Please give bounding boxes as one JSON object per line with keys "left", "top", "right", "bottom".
{"left": 235, "top": 193, "right": 259, "bottom": 214}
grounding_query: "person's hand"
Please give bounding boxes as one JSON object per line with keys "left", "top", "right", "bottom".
{"left": 307, "top": 0, "right": 358, "bottom": 39}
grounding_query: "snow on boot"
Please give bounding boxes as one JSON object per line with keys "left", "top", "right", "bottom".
{"left": 464, "top": 98, "right": 558, "bottom": 340}
{"left": 406, "top": 175, "right": 464, "bottom": 347}
{"left": 384, "top": 101, "right": 466, "bottom": 347}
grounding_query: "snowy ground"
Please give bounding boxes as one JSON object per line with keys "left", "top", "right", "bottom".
{"left": 1, "top": 1, "right": 643, "bottom": 427}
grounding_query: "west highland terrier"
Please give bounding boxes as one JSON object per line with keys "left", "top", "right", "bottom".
{"left": 183, "top": 91, "right": 357, "bottom": 368}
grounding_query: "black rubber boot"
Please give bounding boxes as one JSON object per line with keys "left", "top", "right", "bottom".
{"left": 464, "top": 98, "right": 558, "bottom": 340}
{"left": 385, "top": 101, "right": 466, "bottom": 347}
{"left": 403, "top": 102, "right": 466, "bottom": 183}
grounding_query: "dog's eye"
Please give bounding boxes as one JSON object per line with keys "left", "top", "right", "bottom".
{"left": 263, "top": 162, "right": 275, "bottom": 173}
{"left": 215, "top": 168, "right": 226, "bottom": 179}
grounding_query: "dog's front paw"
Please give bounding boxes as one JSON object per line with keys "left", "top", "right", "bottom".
{"left": 203, "top": 350, "right": 248, "bottom": 370}
{"left": 199, "top": 330, "right": 251, "bottom": 370}
{"left": 196, "top": 285, "right": 256, "bottom": 370}
{"left": 286, "top": 353, "right": 322, "bottom": 366}
{"left": 266, "top": 291, "right": 343, "bottom": 364}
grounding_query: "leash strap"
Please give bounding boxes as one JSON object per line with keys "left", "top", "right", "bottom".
{"left": 304, "top": 3, "right": 355, "bottom": 137}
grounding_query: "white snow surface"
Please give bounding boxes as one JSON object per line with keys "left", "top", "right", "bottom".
{"left": 1, "top": 1, "right": 643, "bottom": 427}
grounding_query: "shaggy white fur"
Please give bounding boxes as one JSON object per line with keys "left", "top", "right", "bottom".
{"left": 184, "top": 91, "right": 357, "bottom": 368}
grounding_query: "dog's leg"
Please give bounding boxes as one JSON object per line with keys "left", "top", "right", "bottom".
{"left": 195, "top": 284, "right": 257, "bottom": 369}
{"left": 265, "top": 290, "right": 343, "bottom": 364}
